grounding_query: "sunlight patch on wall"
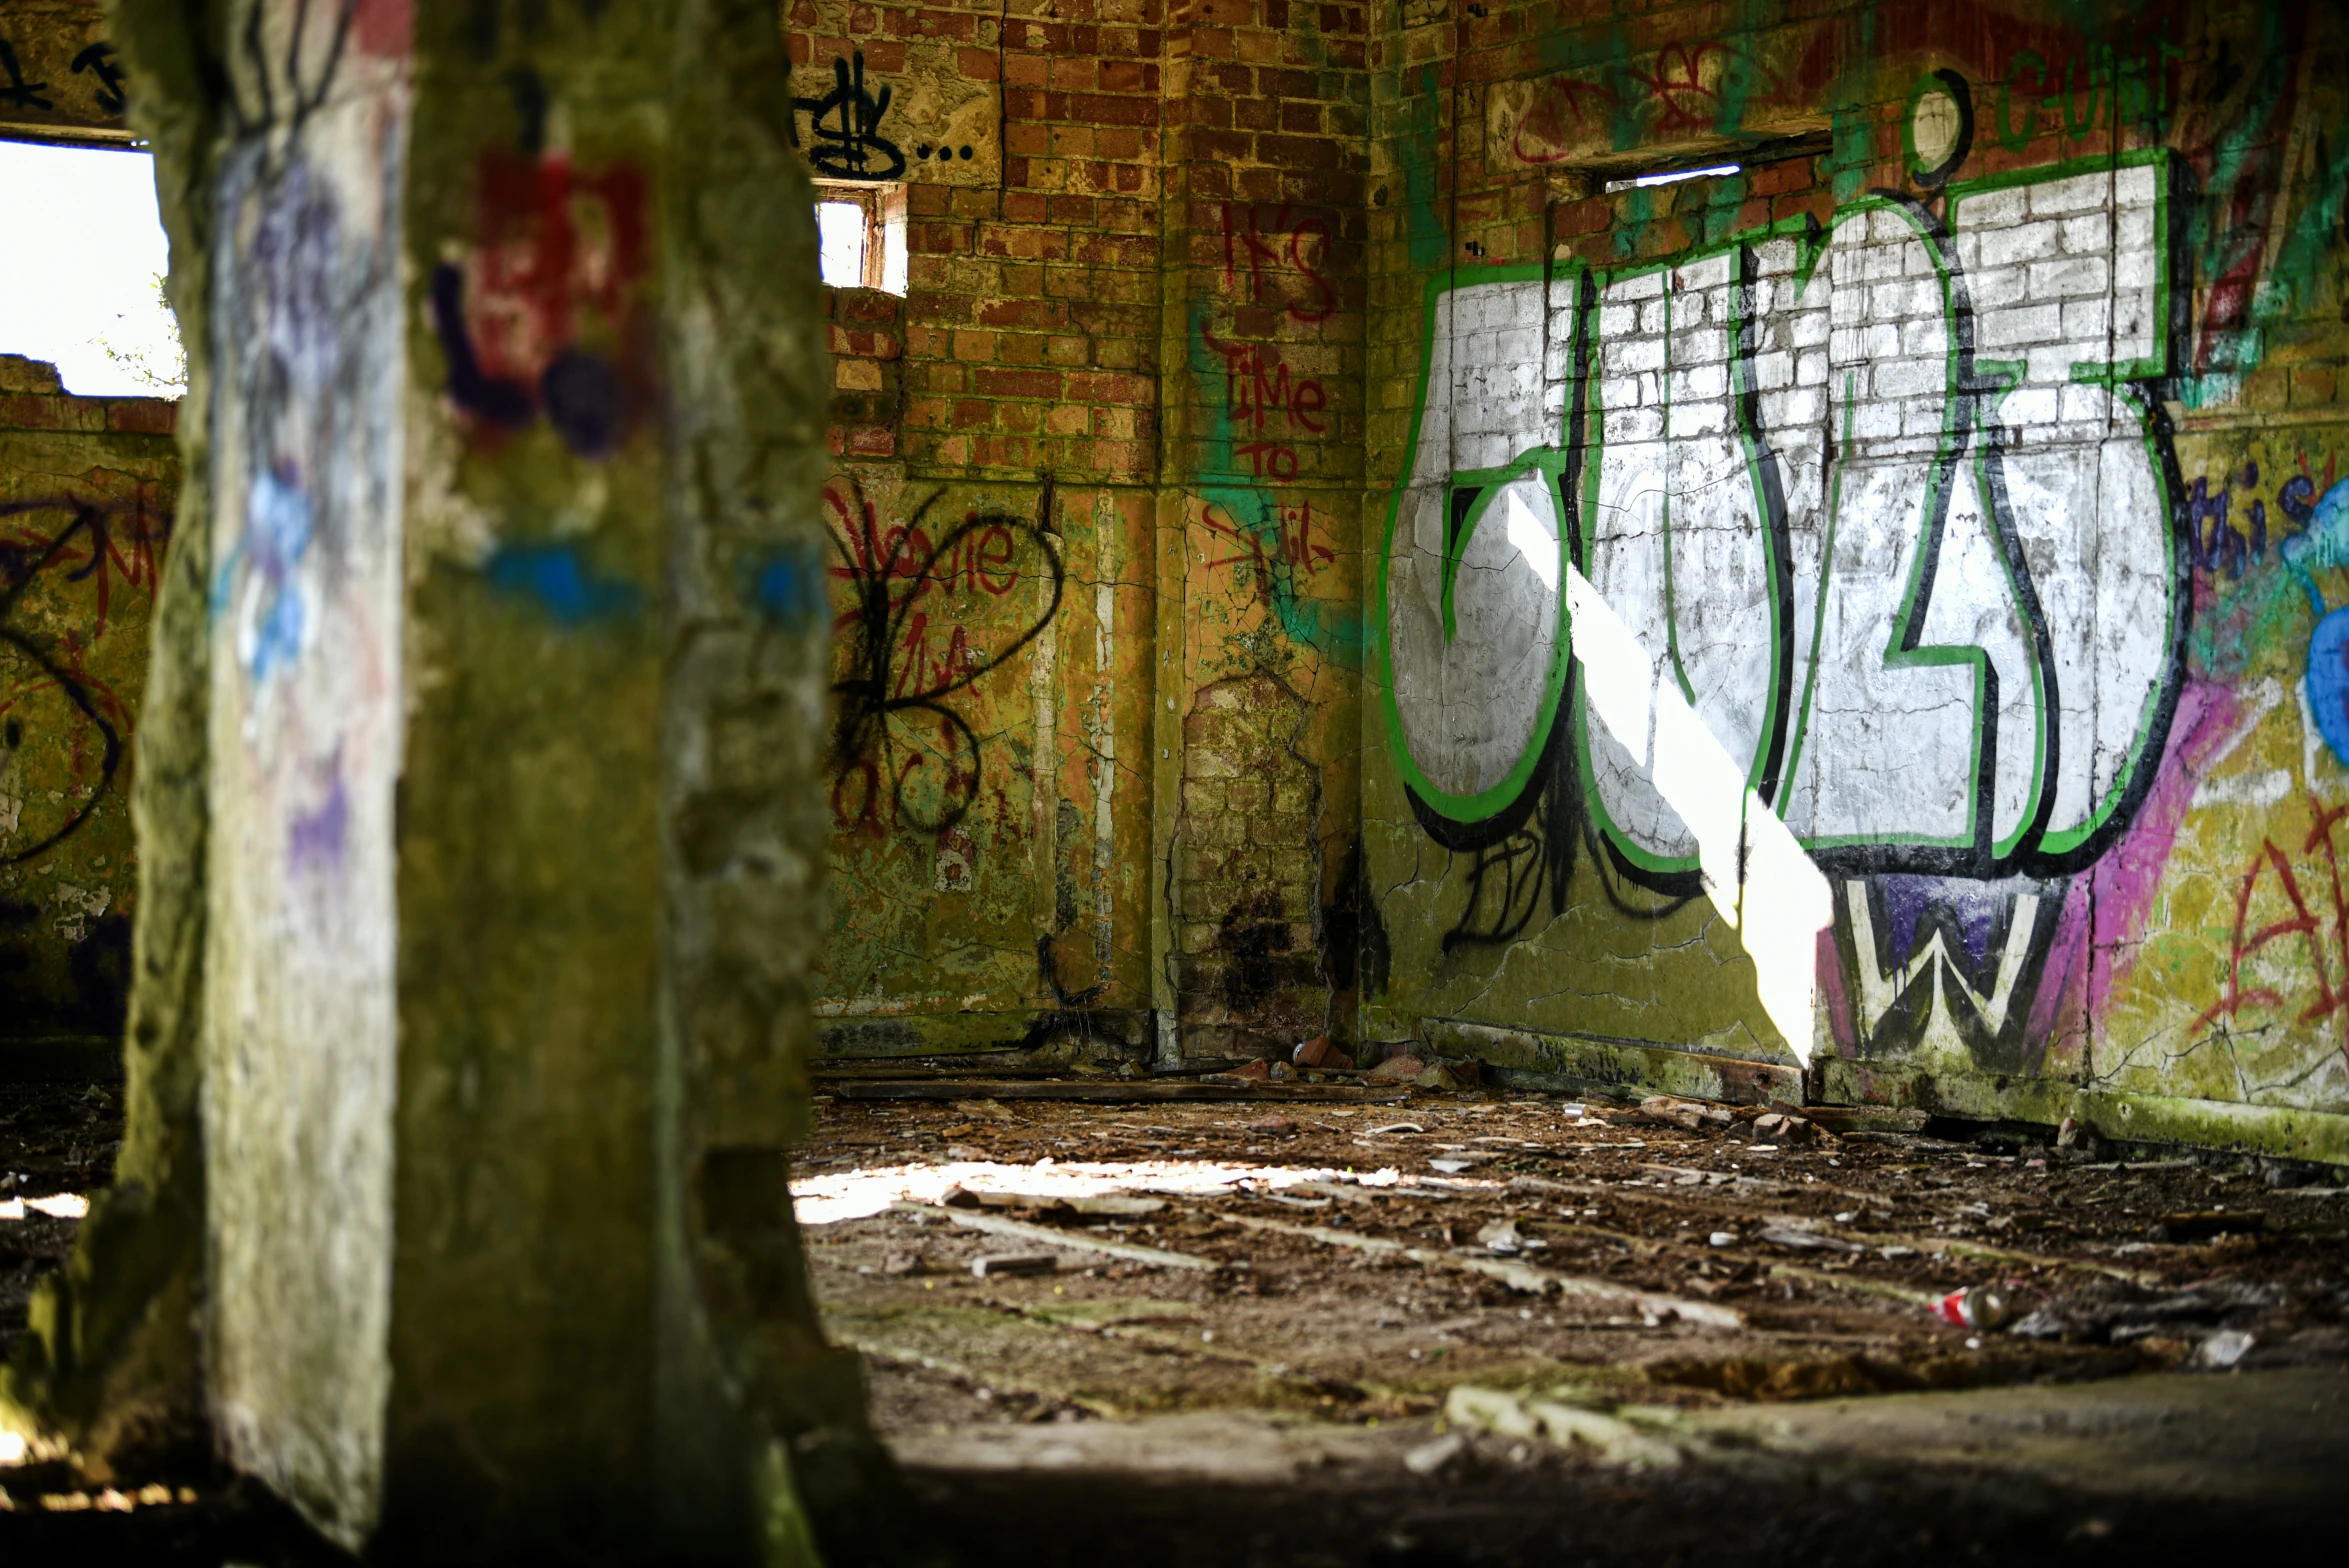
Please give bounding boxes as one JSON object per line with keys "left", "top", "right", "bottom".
{"left": 1569, "top": 564, "right": 1831, "bottom": 1062}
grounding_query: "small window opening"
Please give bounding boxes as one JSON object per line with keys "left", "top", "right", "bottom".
{"left": 814, "top": 182, "right": 907, "bottom": 295}
{"left": 1597, "top": 164, "right": 1747, "bottom": 194}
{"left": 0, "top": 141, "right": 182, "bottom": 396}
{"left": 1604, "top": 163, "right": 1742, "bottom": 194}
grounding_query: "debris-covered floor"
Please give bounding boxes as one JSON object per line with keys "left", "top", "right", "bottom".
{"left": 800, "top": 1080, "right": 2349, "bottom": 1430}
{"left": 6, "top": 1075, "right": 2349, "bottom": 1563}
{"left": 0, "top": 1081, "right": 115, "bottom": 1357}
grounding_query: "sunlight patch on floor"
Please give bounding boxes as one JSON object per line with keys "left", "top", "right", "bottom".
{"left": 791, "top": 1158, "right": 1432, "bottom": 1226}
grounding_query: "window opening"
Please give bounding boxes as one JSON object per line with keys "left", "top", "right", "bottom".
{"left": 814, "top": 181, "right": 907, "bottom": 295}
{"left": 1604, "top": 163, "right": 1741, "bottom": 194}
{"left": 0, "top": 140, "right": 182, "bottom": 396}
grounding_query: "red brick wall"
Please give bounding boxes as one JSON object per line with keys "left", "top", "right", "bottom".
{"left": 795, "top": 1, "right": 1377, "bottom": 1064}
{"left": 826, "top": 286, "right": 905, "bottom": 461}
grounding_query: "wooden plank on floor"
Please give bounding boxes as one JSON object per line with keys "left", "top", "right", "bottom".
{"left": 1223, "top": 1212, "right": 1744, "bottom": 1330}
{"left": 831, "top": 1079, "right": 1409, "bottom": 1104}
{"left": 894, "top": 1202, "right": 1223, "bottom": 1270}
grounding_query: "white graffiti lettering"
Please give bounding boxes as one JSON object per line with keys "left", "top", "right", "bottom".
{"left": 1378, "top": 150, "right": 2186, "bottom": 884}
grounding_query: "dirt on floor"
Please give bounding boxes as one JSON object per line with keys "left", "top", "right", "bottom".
{"left": 1, "top": 1073, "right": 2346, "bottom": 1563}
{"left": 0, "top": 1081, "right": 120, "bottom": 1359}
{"left": 795, "top": 1080, "right": 2349, "bottom": 1434}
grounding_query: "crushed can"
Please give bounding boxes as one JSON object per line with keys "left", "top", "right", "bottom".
{"left": 1930, "top": 1285, "right": 2012, "bottom": 1331}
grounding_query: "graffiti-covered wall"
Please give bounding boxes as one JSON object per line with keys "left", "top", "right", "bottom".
{"left": 0, "top": 354, "right": 176, "bottom": 1063}
{"left": 19, "top": 0, "right": 2349, "bottom": 1159}
{"left": 795, "top": 2, "right": 1374, "bottom": 1063}
{"left": 1365, "top": 0, "right": 2349, "bottom": 1159}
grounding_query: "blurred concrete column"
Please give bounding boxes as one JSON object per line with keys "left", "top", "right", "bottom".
{"left": 2, "top": 1, "right": 916, "bottom": 1561}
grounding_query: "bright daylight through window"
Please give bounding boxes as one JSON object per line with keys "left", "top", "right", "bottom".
{"left": 0, "top": 141, "right": 182, "bottom": 397}
{"left": 1603, "top": 162, "right": 1742, "bottom": 193}
{"left": 815, "top": 182, "right": 907, "bottom": 293}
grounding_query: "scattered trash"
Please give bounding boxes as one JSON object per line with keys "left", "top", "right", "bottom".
{"left": 1708, "top": 1231, "right": 1736, "bottom": 1248}
{"left": 2009, "top": 1278, "right": 2280, "bottom": 1343}
{"left": 1930, "top": 1285, "right": 2014, "bottom": 1331}
{"left": 1799, "top": 1106, "right": 1931, "bottom": 1135}
{"left": 1749, "top": 1112, "right": 1817, "bottom": 1145}
{"left": 1284, "top": 1179, "right": 1378, "bottom": 1205}
{"left": 1443, "top": 1385, "right": 1682, "bottom": 1470}
{"left": 1225, "top": 1212, "right": 1741, "bottom": 1327}
{"left": 2196, "top": 1328, "right": 2256, "bottom": 1369}
{"left": 1430, "top": 1151, "right": 1497, "bottom": 1174}
{"left": 1757, "top": 1223, "right": 1866, "bottom": 1255}
{"left": 1293, "top": 1036, "right": 1354, "bottom": 1071}
{"left": 1639, "top": 1096, "right": 1732, "bottom": 1132}
{"left": 1268, "top": 1061, "right": 1297, "bottom": 1082}
{"left": 1402, "top": 1432, "right": 1468, "bottom": 1476}
{"left": 880, "top": 1251, "right": 928, "bottom": 1276}
{"left": 908, "top": 1202, "right": 1222, "bottom": 1271}
{"left": 1229, "top": 1060, "right": 1273, "bottom": 1083}
{"left": 1366, "top": 1121, "right": 1426, "bottom": 1136}
{"left": 2056, "top": 1115, "right": 2082, "bottom": 1148}
{"left": 971, "top": 1252, "right": 1060, "bottom": 1278}
{"left": 1061, "top": 1194, "right": 1167, "bottom": 1217}
{"left": 1476, "top": 1217, "right": 1528, "bottom": 1253}
{"left": 2154, "top": 1209, "right": 2267, "bottom": 1243}
{"left": 959, "top": 1191, "right": 1076, "bottom": 1218}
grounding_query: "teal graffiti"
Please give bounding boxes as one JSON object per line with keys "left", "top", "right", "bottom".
{"left": 1399, "top": 65, "right": 1449, "bottom": 271}
{"left": 2180, "top": 5, "right": 2302, "bottom": 402}
{"left": 1187, "top": 298, "right": 1359, "bottom": 664}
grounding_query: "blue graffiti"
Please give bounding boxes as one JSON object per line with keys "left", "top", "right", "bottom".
{"left": 211, "top": 468, "right": 314, "bottom": 682}
{"left": 750, "top": 545, "right": 827, "bottom": 630}
{"left": 2280, "top": 478, "right": 2349, "bottom": 766}
{"left": 484, "top": 542, "right": 644, "bottom": 625}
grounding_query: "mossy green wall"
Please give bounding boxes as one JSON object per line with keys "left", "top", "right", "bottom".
{"left": 0, "top": 356, "right": 177, "bottom": 1057}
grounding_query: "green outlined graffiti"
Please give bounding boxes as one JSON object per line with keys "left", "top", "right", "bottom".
{"left": 1373, "top": 264, "right": 1574, "bottom": 827}
{"left": 1373, "top": 149, "right": 2190, "bottom": 885}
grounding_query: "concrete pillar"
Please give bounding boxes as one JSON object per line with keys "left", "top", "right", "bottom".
{"left": 2, "top": 1, "right": 915, "bottom": 1560}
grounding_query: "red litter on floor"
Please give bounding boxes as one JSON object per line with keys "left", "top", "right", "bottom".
{"left": 1930, "top": 1285, "right": 2012, "bottom": 1331}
